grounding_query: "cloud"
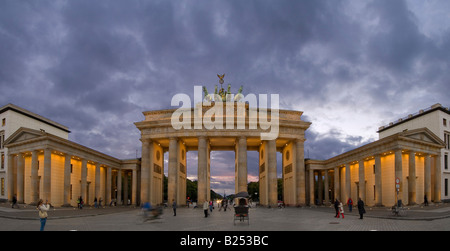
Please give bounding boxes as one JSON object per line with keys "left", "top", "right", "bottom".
{"left": 0, "top": 0, "right": 448, "bottom": 172}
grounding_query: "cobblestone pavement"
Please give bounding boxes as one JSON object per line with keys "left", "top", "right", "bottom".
{"left": 1, "top": 202, "right": 450, "bottom": 231}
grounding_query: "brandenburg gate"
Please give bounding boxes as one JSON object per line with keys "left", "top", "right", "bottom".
{"left": 135, "top": 77, "right": 311, "bottom": 207}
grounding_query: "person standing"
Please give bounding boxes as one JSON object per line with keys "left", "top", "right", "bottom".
{"left": 334, "top": 199, "right": 340, "bottom": 218}
{"left": 347, "top": 197, "right": 353, "bottom": 212}
{"left": 172, "top": 199, "right": 177, "bottom": 216}
{"left": 357, "top": 198, "right": 365, "bottom": 219}
{"left": 37, "top": 199, "right": 50, "bottom": 231}
{"left": 203, "top": 200, "right": 209, "bottom": 218}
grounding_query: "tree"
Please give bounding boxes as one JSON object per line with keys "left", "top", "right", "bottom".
{"left": 248, "top": 181, "right": 259, "bottom": 201}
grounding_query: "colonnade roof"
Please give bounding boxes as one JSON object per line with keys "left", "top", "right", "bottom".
{"left": 4, "top": 127, "right": 124, "bottom": 169}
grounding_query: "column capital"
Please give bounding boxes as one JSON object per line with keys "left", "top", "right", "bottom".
{"left": 295, "top": 138, "right": 306, "bottom": 143}
{"left": 140, "top": 138, "right": 153, "bottom": 146}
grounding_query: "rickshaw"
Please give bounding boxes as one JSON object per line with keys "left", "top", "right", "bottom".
{"left": 233, "top": 191, "right": 250, "bottom": 225}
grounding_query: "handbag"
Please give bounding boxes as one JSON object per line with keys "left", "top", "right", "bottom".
{"left": 39, "top": 209, "right": 48, "bottom": 218}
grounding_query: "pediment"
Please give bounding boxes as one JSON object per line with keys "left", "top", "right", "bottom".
{"left": 399, "top": 128, "right": 445, "bottom": 146}
{"left": 4, "top": 127, "right": 45, "bottom": 146}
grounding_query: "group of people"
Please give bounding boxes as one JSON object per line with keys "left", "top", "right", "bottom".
{"left": 334, "top": 197, "right": 366, "bottom": 219}
{"left": 203, "top": 200, "right": 229, "bottom": 217}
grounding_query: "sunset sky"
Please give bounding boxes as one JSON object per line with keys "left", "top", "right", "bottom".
{"left": 1, "top": 0, "right": 449, "bottom": 195}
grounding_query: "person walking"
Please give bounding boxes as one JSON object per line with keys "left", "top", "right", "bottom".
{"left": 12, "top": 194, "right": 17, "bottom": 209}
{"left": 338, "top": 201, "right": 344, "bottom": 219}
{"left": 203, "top": 200, "right": 209, "bottom": 218}
{"left": 347, "top": 197, "right": 353, "bottom": 212}
{"left": 37, "top": 199, "right": 50, "bottom": 231}
{"left": 209, "top": 200, "right": 213, "bottom": 213}
{"left": 172, "top": 199, "right": 177, "bottom": 216}
{"left": 357, "top": 198, "right": 365, "bottom": 219}
{"left": 334, "top": 199, "right": 340, "bottom": 218}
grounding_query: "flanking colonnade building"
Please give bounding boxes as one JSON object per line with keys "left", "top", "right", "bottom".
{"left": 306, "top": 103, "right": 449, "bottom": 207}
{"left": 1, "top": 104, "right": 139, "bottom": 207}
{"left": 1, "top": 100, "right": 448, "bottom": 208}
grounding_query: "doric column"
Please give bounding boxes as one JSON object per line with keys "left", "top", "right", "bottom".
{"left": 81, "top": 158, "right": 87, "bottom": 204}
{"left": 106, "top": 167, "right": 112, "bottom": 205}
{"left": 237, "top": 136, "right": 248, "bottom": 193}
{"left": 334, "top": 167, "right": 340, "bottom": 201}
{"left": 140, "top": 138, "right": 152, "bottom": 204}
{"left": 424, "top": 154, "right": 431, "bottom": 203}
{"left": 309, "top": 169, "right": 315, "bottom": 205}
{"left": 168, "top": 137, "right": 178, "bottom": 205}
{"left": 123, "top": 171, "right": 129, "bottom": 205}
{"left": 95, "top": 163, "right": 101, "bottom": 204}
{"left": 374, "top": 154, "right": 382, "bottom": 206}
{"left": 117, "top": 169, "right": 122, "bottom": 205}
{"left": 358, "top": 160, "right": 366, "bottom": 202}
{"left": 267, "top": 140, "right": 277, "bottom": 207}
{"left": 317, "top": 170, "right": 323, "bottom": 204}
{"left": 30, "top": 150, "right": 39, "bottom": 205}
{"left": 63, "top": 153, "right": 72, "bottom": 206}
{"left": 7, "top": 154, "right": 15, "bottom": 201}
{"left": 408, "top": 151, "right": 416, "bottom": 205}
{"left": 16, "top": 153, "right": 24, "bottom": 204}
{"left": 43, "top": 148, "right": 52, "bottom": 202}
{"left": 295, "top": 139, "right": 306, "bottom": 206}
{"left": 132, "top": 169, "right": 137, "bottom": 206}
{"left": 345, "top": 163, "right": 351, "bottom": 203}
{"left": 197, "top": 136, "right": 207, "bottom": 205}
{"left": 394, "top": 149, "right": 403, "bottom": 202}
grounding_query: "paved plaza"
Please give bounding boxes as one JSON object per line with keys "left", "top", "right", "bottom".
{"left": 1, "top": 202, "right": 450, "bottom": 231}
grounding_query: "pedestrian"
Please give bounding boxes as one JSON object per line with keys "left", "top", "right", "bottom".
{"left": 209, "top": 200, "right": 213, "bottom": 213}
{"left": 172, "top": 199, "right": 177, "bottom": 216}
{"left": 334, "top": 199, "right": 340, "bottom": 218}
{"left": 347, "top": 197, "right": 353, "bottom": 212}
{"left": 338, "top": 201, "right": 344, "bottom": 219}
{"left": 94, "top": 197, "right": 98, "bottom": 208}
{"left": 424, "top": 194, "right": 429, "bottom": 206}
{"left": 37, "top": 199, "right": 50, "bottom": 231}
{"left": 357, "top": 197, "right": 365, "bottom": 219}
{"left": 12, "top": 194, "right": 17, "bottom": 209}
{"left": 203, "top": 200, "right": 209, "bottom": 218}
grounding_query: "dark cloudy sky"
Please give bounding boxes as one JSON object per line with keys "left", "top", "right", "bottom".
{"left": 1, "top": 0, "right": 449, "bottom": 195}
